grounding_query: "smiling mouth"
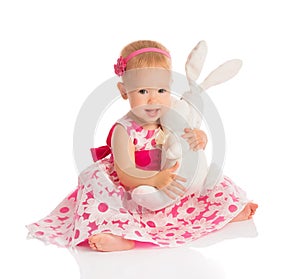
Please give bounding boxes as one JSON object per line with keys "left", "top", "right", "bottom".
{"left": 145, "top": 108, "right": 160, "bottom": 117}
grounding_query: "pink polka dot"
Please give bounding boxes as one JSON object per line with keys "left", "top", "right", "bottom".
{"left": 60, "top": 207, "right": 70, "bottom": 213}
{"left": 111, "top": 171, "right": 117, "bottom": 177}
{"left": 182, "top": 231, "right": 192, "bottom": 238}
{"left": 74, "top": 229, "right": 80, "bottom": 239}
{"left": 187, "top": 207, "right": 195, "bottom": 214}
{"left": 44, "top": 219, "right": 53, "bottom": 223}
{"left": 151, "top": 139, "right": 156, "bottom": 146}
{"left": 119, "top": 208, "right": 127, "bottom": 214}
{"left": 229, "top": 204, "right": 238, "bottom": 212}
{"left": 35, "top": 231, "right": 44, "bottom": 236}
{"left": 136, "top": 126, "right": 143, "bottom": 132}
{"left": 133, "top": 138, "right": 138, "bottom": 145}
{"left": 146, "top": 221, "right": 156, "bottom": 228}
{"left": 166, "top": 233, "right": 174, "bottom": 237}
{"left": 135, "top": 231, "right": 142, "bottom": 237}
{"left": 135, "top": 151, "right": 151, "bottom": 167}
{"left": 215, "top": 192, "right": 223, "bottom": 197}
{"left": 98, "top": 203, "right": 109, "bottom": 212}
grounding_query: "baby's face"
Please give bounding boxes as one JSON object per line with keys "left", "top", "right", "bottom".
{"left": 127, "top": 87, "right": 171, "bottom": 123}
{"left": 122, "top": 68, "right": 172, "bottom": 123}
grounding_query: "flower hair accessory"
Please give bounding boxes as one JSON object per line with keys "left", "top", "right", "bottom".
{"left": 114, "top": 47, "right": 171, "bottom": 76}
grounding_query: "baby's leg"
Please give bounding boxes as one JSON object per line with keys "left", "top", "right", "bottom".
{"left": 88, "top": 233, "right": 135, "bottom": 252}
{"left": 230, "top": 202, "right": 258, "bottom": 222}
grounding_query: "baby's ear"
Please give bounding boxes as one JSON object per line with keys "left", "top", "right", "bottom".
{"left": 117, "top": 82, "right": 128, "bottom": 99}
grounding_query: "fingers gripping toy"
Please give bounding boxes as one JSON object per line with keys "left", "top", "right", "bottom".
{"left": 131, "top": 40, "right": 242, "bottom": 211}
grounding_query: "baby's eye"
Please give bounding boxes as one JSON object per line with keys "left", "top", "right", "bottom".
{"left": 158, "top": 88, "right": 167, "bottom": 93}
{"left": 138, "top": 89, "right": 148, "bottom": 94}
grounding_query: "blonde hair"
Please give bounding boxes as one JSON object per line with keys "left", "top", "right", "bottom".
{"left": 120, "top": 40, "right": 171, "bottom": 71}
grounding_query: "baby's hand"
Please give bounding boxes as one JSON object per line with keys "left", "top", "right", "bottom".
{"left": 154, "top": 162, "right": 187, "bottom": 199}
{"left": 182, "top": 128, "right": 207, "bottom": 151}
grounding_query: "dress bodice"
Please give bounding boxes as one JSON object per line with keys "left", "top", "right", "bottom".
{"left": 117, "top": 114, "right": 162, "bottom": 171}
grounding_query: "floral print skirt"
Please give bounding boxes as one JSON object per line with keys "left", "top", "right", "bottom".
{"left": 26, "top": 158, "right": 248, "bottom": 248}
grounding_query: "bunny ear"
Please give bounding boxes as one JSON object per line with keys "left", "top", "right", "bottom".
{"left": 200, "top": 59, "right": 242, "bottom": 91}
{"left": 185, "top": 40, "right": 208, "bottom": 82}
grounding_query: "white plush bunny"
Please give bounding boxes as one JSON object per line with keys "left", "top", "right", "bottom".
{"left": 131, "top": 40, "right": 242, "bottom": 211}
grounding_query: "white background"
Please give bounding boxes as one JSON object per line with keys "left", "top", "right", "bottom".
{"left": 1, "top": 1, "right": 300, "bottom": 278}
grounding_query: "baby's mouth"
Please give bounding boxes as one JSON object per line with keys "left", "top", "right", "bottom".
{"left": 145, "top": 108, "right": 160, "bottom": 118}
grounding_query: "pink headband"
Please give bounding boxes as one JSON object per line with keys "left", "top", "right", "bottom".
{"left": 114, "top": 47, "right": 171, "bottom": 76}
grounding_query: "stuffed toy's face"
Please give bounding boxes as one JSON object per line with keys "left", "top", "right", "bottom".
{"left": 160, "top": 97, "right": 193, "bottom": 133}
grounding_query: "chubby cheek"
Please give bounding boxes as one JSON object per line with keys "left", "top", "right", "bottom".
{"left": 160, "top": 96, "right": 171, "bottom": 112}
{"left": 164, "top": 97, "right": 171, "bottom": 108}
{"left": 131, "top": 106, "right": 144, "bottom": 116}
{"left": 160, "top": 106, "right": 169, "bottom": 117}
{"left": 127, "top": 94, "right": 144, "bottom": 109}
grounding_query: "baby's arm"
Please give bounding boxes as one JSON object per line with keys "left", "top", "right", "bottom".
{"left": 112, "top": 124, "right": 186, "bottom": 197}
{"left": 112, "top": 124, "right": 158, "bottom": 189}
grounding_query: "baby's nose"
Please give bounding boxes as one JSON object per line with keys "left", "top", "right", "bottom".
{"left": 147, "top": 91, "right": 158, "bottom": 103}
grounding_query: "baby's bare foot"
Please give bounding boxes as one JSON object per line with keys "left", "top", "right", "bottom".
{"left": 88, "top": 233, "right": 135, "bottom": 252}
{"left": 231, "top": 202, "right": 258, "bottom": 222}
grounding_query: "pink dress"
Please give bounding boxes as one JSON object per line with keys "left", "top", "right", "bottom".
{"left": 26, "top": 114, "right": 248, "bottom": 248}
